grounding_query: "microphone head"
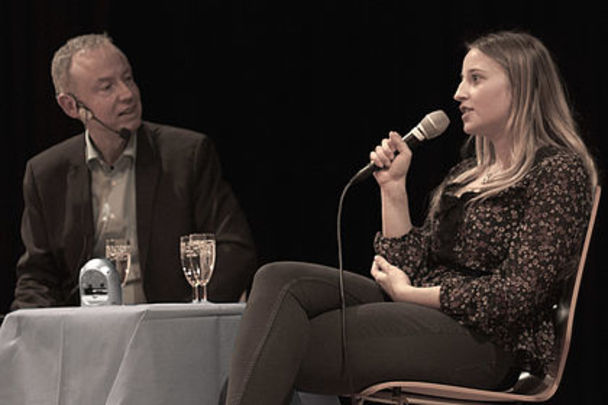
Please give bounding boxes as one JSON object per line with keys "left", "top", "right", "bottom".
{"left": 418, "top": 110, "right": 450, "bottom": 140}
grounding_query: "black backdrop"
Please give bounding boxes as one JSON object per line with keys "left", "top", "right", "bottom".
{"left": 2, "top": 1, "right": 606, "bottom": 403}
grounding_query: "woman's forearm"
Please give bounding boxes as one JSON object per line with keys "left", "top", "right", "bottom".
{"left": 380, "top": 183, "right": 413, "bottom": 238}
{"left": 398, "top": 285, "right": 441, "bottom": 309}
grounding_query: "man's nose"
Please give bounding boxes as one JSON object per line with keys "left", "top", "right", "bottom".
{"left": 117, "top": 80, "right": 137, "bottom": 101}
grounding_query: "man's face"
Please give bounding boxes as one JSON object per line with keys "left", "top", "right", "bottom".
{"left": 69, "top": 43, "right": 142, "bottom": 134}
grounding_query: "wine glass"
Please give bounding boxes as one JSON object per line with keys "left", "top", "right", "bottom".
{"left": 189, "top": 233, "right": 215, "bottom": 302}
{"left": 105, "top": 238, "right": 131, "bottom": 287}
{"left": 180, "top": 235, "right": 201, "bottom": 302}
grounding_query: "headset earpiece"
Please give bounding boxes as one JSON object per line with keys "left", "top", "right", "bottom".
{"left": 67, "top": 93, "right": 124, "bottom": 137}
{"left": 67, "top": 93, "right": 92, "bottom": 122}
{"left": 81, "top": 107, "right": 93, "bottom": 121}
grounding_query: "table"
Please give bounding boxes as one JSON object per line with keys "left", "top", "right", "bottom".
{"left": 0, "top": 303, "right": 339, "bottom": 405}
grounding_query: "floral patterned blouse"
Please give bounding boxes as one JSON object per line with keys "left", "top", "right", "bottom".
{"left": 374, "top": 146, "right": 593, "bottom": 374}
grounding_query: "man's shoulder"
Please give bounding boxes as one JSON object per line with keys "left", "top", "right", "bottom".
{"left": 142, "top": 121, "right": 208, "bottom": 143}
{"left": 27, "top": 134, "right": 84, "bottom": 171}
{"left": 141, "top": 121, "right": 215, "bottom": 158}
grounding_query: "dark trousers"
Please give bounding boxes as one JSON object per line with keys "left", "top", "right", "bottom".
{"left": 226, "top": 262, "right": 518, "bottom": 405}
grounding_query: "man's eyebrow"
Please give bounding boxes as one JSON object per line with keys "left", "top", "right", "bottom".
{"left": 94, "top": 68, "right": 132, "bottom": 83}
{"left": 95, "top": 76, "right": 113, "bottom": 84}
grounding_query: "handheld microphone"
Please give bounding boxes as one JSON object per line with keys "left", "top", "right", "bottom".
{"left": 350, "top": 110, "right": 450, "bottom": 184}
{"left": 68, "top": 93, "right": 132, "bottom": 141}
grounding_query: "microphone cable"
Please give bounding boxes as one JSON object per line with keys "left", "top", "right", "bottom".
{"left": 67, "top": 93, "right": 132, "bottom": 141}
{"left": 335, "top": 110, "right": 449, "bottom": 398}
{"left": 336, "top": 171, "right": 359, "bottom": 398}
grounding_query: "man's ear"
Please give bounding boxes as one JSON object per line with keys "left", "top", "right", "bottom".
{"left": 57, "top": 93, "right": 86, "bottom": 120}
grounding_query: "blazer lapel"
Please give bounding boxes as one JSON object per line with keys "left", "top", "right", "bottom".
{"left": 66, "top": 137, "right": 95, "bottom": 275}
{"left": 135, "top": 124, "right": 160, "bottom": 275}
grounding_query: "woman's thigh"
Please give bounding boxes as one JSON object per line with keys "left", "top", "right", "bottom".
{"left": 248, "top": 261, "right": 386, "bottom": 316}
{"left": 295, "top": 301, "right": 517, "bottom": 394}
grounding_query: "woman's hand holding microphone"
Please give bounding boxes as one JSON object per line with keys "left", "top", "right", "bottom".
{"left": 369, "top": 131, "right": 413, "bottom": 188}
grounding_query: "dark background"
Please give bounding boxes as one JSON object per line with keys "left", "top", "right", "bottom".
{"left": 1, "top": 1, "right": 606, "bottom": 403}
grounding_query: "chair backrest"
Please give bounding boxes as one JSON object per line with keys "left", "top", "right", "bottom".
{"left": 536, "top": 185, "right": 601, "bottom": 400}
{"left": 508, "top": 185, "right": 602, "bottom": 401}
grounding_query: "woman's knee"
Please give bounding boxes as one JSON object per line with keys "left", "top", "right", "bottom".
{"left": 251, "top": 261, "right": 338, "bottom": 297}
{"left": 252, "top": 261, "right": 309, "bottom": 290}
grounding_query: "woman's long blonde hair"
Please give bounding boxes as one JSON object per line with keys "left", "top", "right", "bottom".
{"left": 430, "top": 31, "right": 598, "bottom": 216}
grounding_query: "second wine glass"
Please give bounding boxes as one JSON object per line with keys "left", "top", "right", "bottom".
{"left": 189, "top": 233, "right": 215, "bottom": 302}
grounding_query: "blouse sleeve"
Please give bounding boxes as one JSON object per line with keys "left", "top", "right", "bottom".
{"left": 373, "top": 158, "right": 474, "bottom": 281}
{"left": 373, "top": 220, "right": 432, "bottom": 281}
{"left": 439, "top": 153, "right": 592, "bottom": 336}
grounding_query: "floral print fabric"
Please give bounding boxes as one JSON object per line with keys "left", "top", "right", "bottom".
{"left": 374, "top": 147, "right": 592, "bottom": 374}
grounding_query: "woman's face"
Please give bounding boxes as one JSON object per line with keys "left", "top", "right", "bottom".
{"left": 454, "top": 48, "right": 512, "bottom": 142}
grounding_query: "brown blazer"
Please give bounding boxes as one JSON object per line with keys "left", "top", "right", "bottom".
{"left": 12, "top": 122, "right": 257, "bottom": 309}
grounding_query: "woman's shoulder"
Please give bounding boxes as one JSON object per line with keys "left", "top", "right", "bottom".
{"left": 529, "top": 146, "right": 588, "bottom": 182}
{"left": 523, "top": 146, "right": 591, "bottom": 205}
{"left": 534, "top": 145, "right": 580, "bottom": 163}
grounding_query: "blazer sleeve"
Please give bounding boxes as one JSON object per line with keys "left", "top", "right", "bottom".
{"left": 192, "top": 137, "right": 257, "bottom": 301}
{"left": 12, "top": 161, "right": 66, "bottom": 310}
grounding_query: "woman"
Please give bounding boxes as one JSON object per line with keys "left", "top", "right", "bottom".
{"left": 225, "top": 31, "right": 598, "bottom": 405}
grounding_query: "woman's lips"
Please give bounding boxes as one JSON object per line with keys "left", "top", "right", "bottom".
{"left": 460, "top": 106, "right": 473, "bottom": 119}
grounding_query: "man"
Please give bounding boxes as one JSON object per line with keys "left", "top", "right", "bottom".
{"left": 11, "top": 33, "right": 256, "bottom": 308}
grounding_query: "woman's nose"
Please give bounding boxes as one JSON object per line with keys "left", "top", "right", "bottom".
{"left": 453, "top": 81, "right": 467, "bottom": 102}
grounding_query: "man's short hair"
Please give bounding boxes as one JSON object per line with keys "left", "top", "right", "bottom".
{"left": 51, "top": 33, "right": 115, "bottom": 95}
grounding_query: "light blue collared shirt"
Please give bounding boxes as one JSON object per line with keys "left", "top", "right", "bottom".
{"left": 85, "top": 131, "right": 146, "bottom": 304}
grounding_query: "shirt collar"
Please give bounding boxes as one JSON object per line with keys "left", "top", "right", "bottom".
{"left": 85, "top": 129, "right": 137, "bottom": 167}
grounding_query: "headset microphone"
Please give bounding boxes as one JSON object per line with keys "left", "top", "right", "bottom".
{"left": 117, "top": 127, "right": 132, "bottom": 141}
{"left": 68, "top": 93, "right": 132, "bottom": 141}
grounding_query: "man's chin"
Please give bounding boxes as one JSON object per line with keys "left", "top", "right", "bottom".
{"left": 121, "top": 117, "right": 142, "bottom": 133}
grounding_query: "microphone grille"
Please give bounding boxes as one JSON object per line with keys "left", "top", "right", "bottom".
{"left": 419, "top": 110, "right": 450, "bottom": 140}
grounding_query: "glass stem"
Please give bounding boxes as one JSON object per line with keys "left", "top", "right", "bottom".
{"left": 202, "top": 284, "right": 208, "bottom": 302}
{"left": 193, "top": 285, "right": 201, "bottom": 302}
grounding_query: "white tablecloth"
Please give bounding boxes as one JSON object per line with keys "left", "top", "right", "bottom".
{"left": 0, "top": 303, "right": 339, "bottom": 405}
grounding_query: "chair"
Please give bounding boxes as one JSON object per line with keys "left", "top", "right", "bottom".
{"left": 352, "top": 186, "right": 601, "bottom": 405}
